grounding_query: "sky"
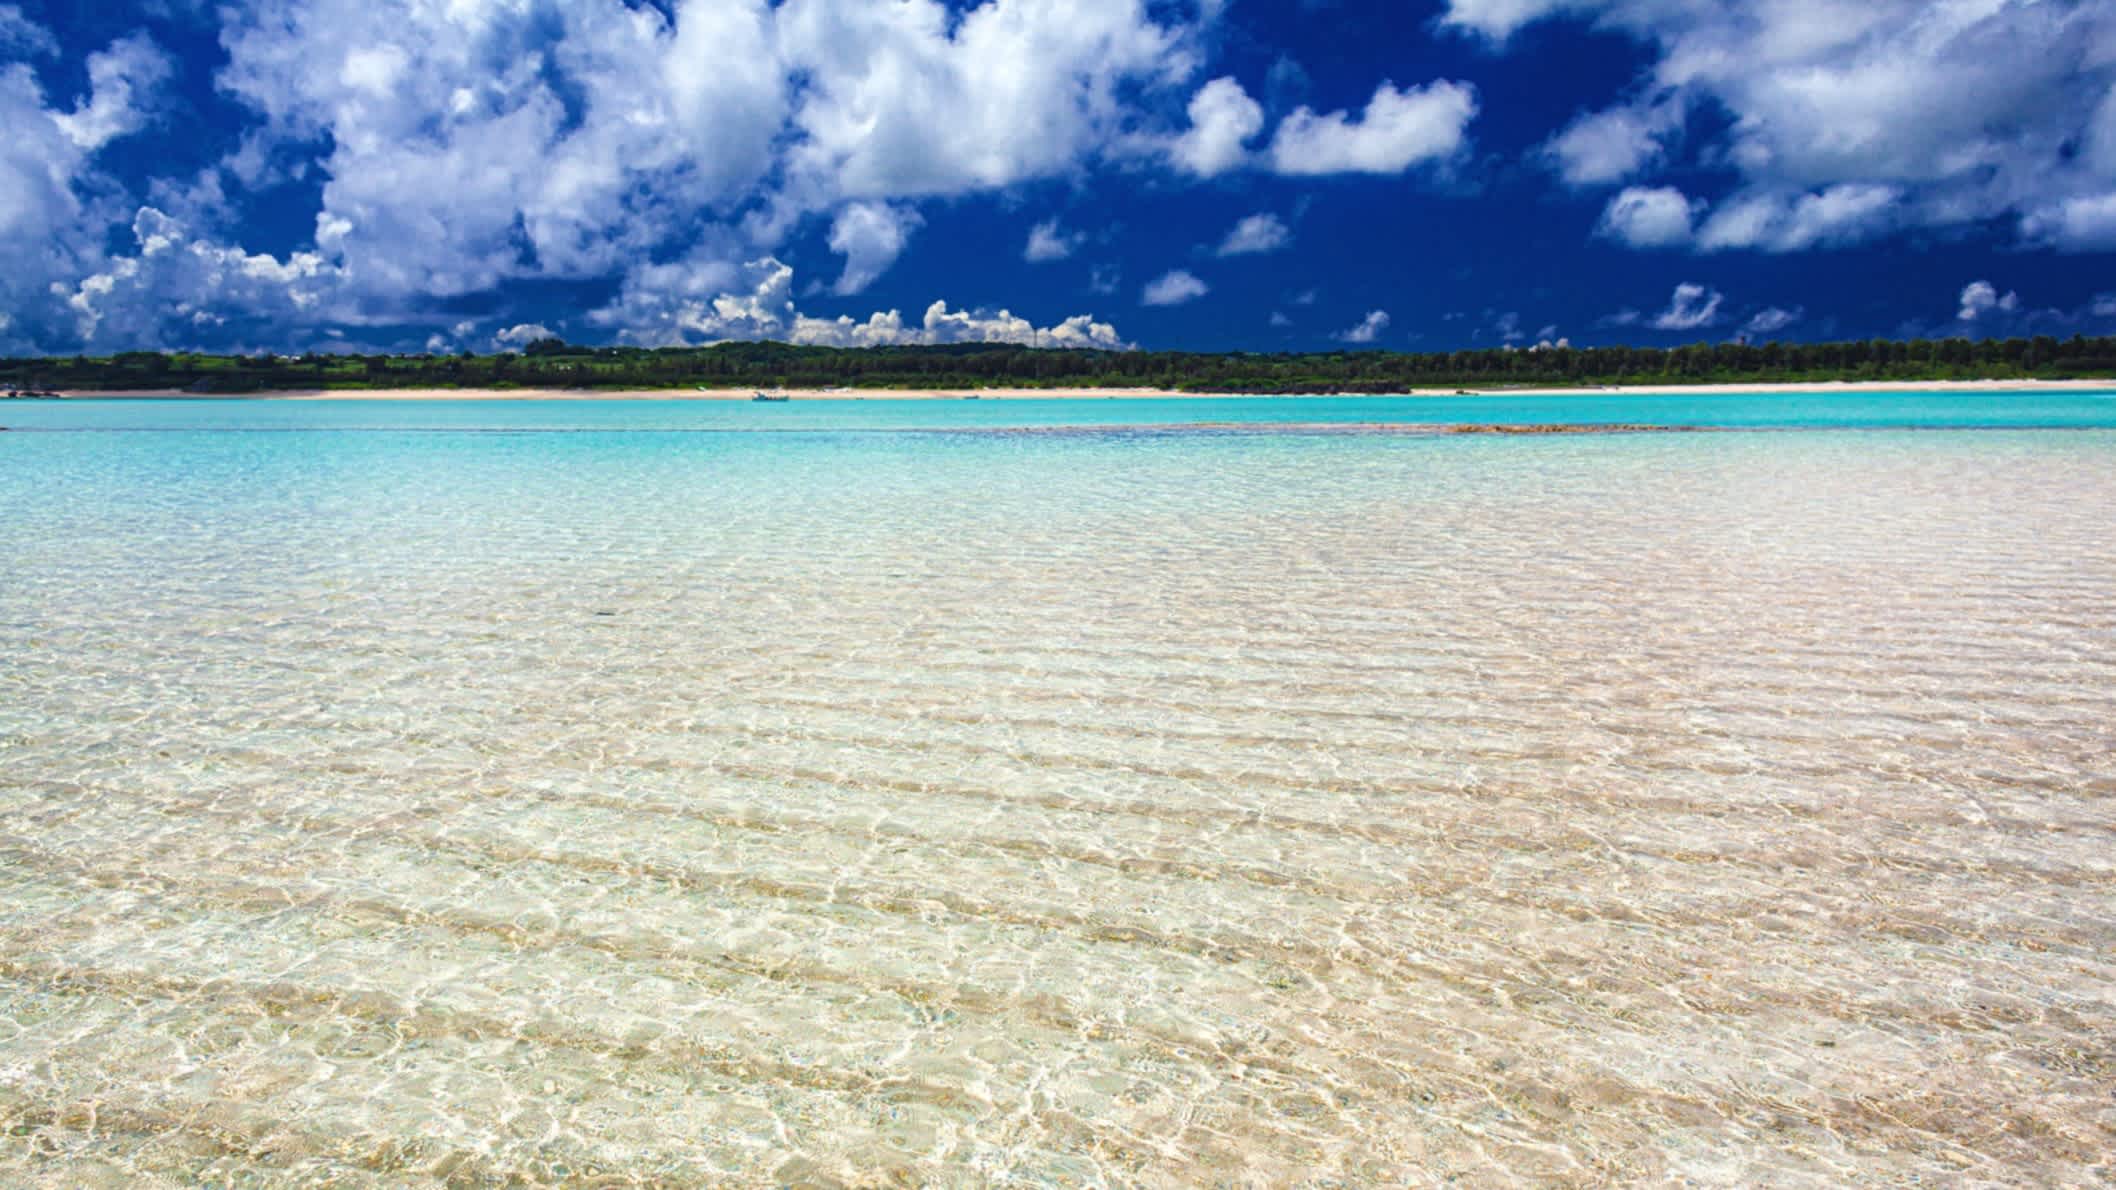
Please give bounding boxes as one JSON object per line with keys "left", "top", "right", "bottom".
{"left": 3, "top": 0, "right": 2115, "bottom": 357}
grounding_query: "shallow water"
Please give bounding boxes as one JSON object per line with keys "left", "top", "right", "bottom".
{"left": 5, "top": 386, "right": 2116, "bottom": 431}
{"left": 3, "top": 400, "right": 2114, "bottom": 1185}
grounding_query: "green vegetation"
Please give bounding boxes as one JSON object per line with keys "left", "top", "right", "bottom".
{"left": 6, "top": 334, "right": 2116, "bottom": 395}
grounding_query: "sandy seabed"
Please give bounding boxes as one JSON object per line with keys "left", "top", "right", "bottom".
{"left": 3, "top": 410, "right": 2114, "bottom": 1185}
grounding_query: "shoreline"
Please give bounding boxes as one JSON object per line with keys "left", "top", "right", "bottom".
{"left": 19, "top": 378, "right": 2116, "bottom": 401}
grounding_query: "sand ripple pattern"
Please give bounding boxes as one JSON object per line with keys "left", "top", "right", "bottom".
{"left": 2, "top": 427, "right": 2114, "bottom": 1186}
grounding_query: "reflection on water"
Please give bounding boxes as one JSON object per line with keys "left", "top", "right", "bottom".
{"left": 2, "top": 421, "right": 2113, "bottom": 1185}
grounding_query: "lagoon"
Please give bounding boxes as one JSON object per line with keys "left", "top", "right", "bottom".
{"left": 6, "top": 387, "right": 2116, "bottom": 432}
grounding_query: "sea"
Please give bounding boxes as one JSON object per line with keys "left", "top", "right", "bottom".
{"left": 3, "top": 392, "right": 2113, "bottom": 1186}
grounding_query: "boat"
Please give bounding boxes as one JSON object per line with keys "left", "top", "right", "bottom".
{"left": 752, "top": 390, "right": 790, "bottom": 402}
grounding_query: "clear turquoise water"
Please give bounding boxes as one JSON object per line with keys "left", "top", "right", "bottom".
{"left": 3, "top": 387, "right": 2116, "bottom": 431}
{"left": 3, "top": 397, "right": 2114, "bottom": 1185}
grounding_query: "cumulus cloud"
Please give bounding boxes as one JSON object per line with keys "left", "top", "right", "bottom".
{"left": 1650, "top": 283, "right": 1723, "bottom": 331}
{"left": 1024, "top": 219, "right": 1081, "bottom": 262}
{"left": 1957, "top": 281, "right": 2020, "bottom": 322}
{"left": 1168, "top": 76, "right": 1263, "bottom": 177}
{"left": 57, "top": 208, "right": 341, "bottom": 348}
{"left": 1546, "top": 97, "right": 1682, "bottom": 187}
{"left": 202, "top": 0, "right": 1202, "bottom": 311}
{"left": 210, "top": 1, "right": 765, "bottom": 301}
{"left": 1269, "top": 80, "right": 1478, "bottom": 175}
{"left": 1597, "top": 186, "right": 1696, "bottom": 248}
{"left": 1141, "top": 268, "right": 1209, "bottom": 306}
{"left": 590, "top": 256, "right": 1126, "bottom": 350}
{"left": 10, "top": 0, "right": 2108, "bottom": 355}
{"left": 1215, "top": 212, "right": 1290, "bottom": 256}
{"left": 827, "top": 201, "right": 920, "bottom": 295}
{"left": 0, "top": 0, "right": 1238, "bottom": 353}
{"left": 1696, "top": 185, "right": 1898, "bottom": 253}
{"left": 2088, "top": 85, "right": 2116, "bottom": 175}
{"left": 1335, "top": 310, "right": 1390, "bottom": 343}
{"left": 1454, "top": 0, "right": 2116, "bottom": 252}
{"left": 776, "top": 0, "right": 1190, "bottom": 202}
{"left": 52, "top": 33, "right": 171, "bottom": 150}
{"left": 2021, "top": 193, "right": 2116, "bottom": 251}
{"left": 0, "top": 65, "right": 89, "bottom": 247}
{"left": 494, "top": 323, "right": 555, "bottom": 348}
{"left": 0, "top": 22, "right": 181, "bottom": 351}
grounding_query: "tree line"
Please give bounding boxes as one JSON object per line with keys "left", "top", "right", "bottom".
{"left": 6, "top": 334, "right": 2116, "bottom": 394}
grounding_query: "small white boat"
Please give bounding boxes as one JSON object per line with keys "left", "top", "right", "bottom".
{"left": 752, "top": 390, "right": 789, "bottom": 402}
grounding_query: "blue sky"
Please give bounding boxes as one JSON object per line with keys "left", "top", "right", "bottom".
{"left": 3, "top": 0, "right": 2115, "bottom": 356}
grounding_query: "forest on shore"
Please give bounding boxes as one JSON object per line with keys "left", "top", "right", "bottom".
{"left": 6, "top": 334, "right": 2116, "bottom": 395}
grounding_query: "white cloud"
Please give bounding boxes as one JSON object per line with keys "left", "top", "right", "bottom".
{"left": 1597, "top": 186, "right": 1696, "bottom": 248}
{"left": 1741, "top": 307, "right": 1801, "bottom": 336}
{"left": 0, "top": 0, "right": 1226, "bottom": 352}
{"left": 57, "top": 207, "right": 341, "bottom": 347}
{"left": 1438, "top": 0, "right": 1574, "bottom": 41}
{"left": 1457, "top": 0, "right": 2116, "bottom": 252}
{"left": 1024, "top": 219, "right": 1081, "bottom": 262}
{"left": 1957, "top": 281, "right": 2020, "bottom": 322}
{"left": 0, "top": 68, "right": 87, "bottom": 247}
{"left": 1650, "top": 283, "right": 1723, "bottom": 331}
{"left": 827, "top": 201, "right": 920, "bottom": 295}
{"left": 1546, "top": 97, "right": 1681, "bottom": 187}
{"left": 0, "top": 6, "right": 59, "bottom": 56}
{"left": 1268, "top": 80, "right": 1478, "bottom": 175}
{"left": 0, "top": 25, "right": 183, "bottom": 352}
{"left": 1335, "top": 310, "right": 1390, "bottom": 343}
{"left": 199, "top": 0, "right": 1203, "bottom": 317}
{"left": 1696, "top": 185, "right": 1898, "bottom": 252}
{"left": 777, "top": 0, "right": 1192, "bottom": 201}
{"left": 210, "top": 0, "right": 794, "bottom": 301}
{"left": 1215, "top": 212, "right": 1290, "bottom": 256}
{"left": 52, "top": 34, "right": 172, "bottom": 150}
{"left": 14, "top": 0, "right": 2108, "bottom": 355}
{"left": 1269, "top": 311, "right": 1292, "bottom": 327}
{"left": 590, "top": 255, "right": 1126, "bottom": 349}
{"left": 2087, "top": 84, "right": 2116, "bottom": 176}
{"left": 1141, "top": 268, "right": 1209, "bottom": 306}
{"left": 1167, "top": 76, "right": 1262, "bottom": 177}
{"left": 494, "top": 323, "right": 555, "bottom": 348}
{"left": 2022, "top": 193, "right": 2116, "bottom": 251}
